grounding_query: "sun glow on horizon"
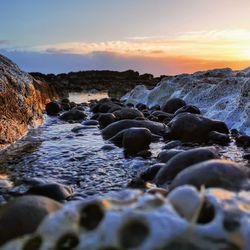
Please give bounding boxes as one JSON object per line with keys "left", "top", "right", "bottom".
{"left": 28, "top": 29, "right": 250, "bottom": 63}
{"left": 243, "top": 48, "right": 250, "bottom": 59}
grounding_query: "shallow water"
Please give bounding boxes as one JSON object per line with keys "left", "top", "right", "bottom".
{"left": 69, "top": 91, "right": 108, "bottom": 104}
{"left": 0, "top": 92, "right": 248, "bottom": 203}
{"left": 0, "top": 93, "right": 163, "bottom": 202}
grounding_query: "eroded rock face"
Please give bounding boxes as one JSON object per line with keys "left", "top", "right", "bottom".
{"left": 122, "top": 68, "right": 250, "bottom": 134}
{"left": 0, "top": 55, "right": 56, "bottom": 149}
{"left": 4, "top": 187, "right": 250, "bottom": 250}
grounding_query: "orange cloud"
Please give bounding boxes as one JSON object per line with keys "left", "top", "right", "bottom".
{"left": 34, "top": 29, "right": 250, "bottom": 62}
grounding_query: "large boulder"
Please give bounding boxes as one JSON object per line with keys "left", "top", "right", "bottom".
{"left": 0, "top": 195, "right": 61, "bottom": 246}
{"left": 102, "top": 119, "right": 166, "bottom": 140}
{"left": 154, "top": 147, "right": 219, "bottom": 186}
{"left": 169, "top": 159, "right": 250, "bottom": 191}
{"left": 166, "top": 113, "right": 229, "bottom": 142}
{"left": 0, "top": 55, "right": 56, "bottom": 148}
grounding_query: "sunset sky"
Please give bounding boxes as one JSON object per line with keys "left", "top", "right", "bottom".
{"left": 1, "top": 0, "right": 250, "bottom": 75}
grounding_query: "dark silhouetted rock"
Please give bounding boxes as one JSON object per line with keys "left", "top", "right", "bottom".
{"left": 157, "top": 149, "right": 185, "bottom": 163}
{"left": 98, "top": 113, "right": 117, "bottom": 128}
{"left": 102, "top": 119, "right": 166, "bottom": 140}
{"left": 166, "top": 113, "right": 229, "bottom": 142}
{"left": 208, "top": 131, "right": 230, "bottom": 145}
{"left": 45, "top": 101, "right": 61, "bottom": 116}
{"left": 236, "top": 135, "right": 250, "bottom": 147}
{"left": 140, "top": 163, "right": 165, "bottom": 181}
{"left": 26, "top": 183, "right": 74, "bottom": 202}
{"left": 60, "top": 108, "right": 86, "bottom": 121}
{"left": 161, "top": 98, "right": 186, "bottom": 114}
{"left": 113, "top": 107, "right": 144, "bottom": 120}
{"left": 174, "top": 105, "right": 201, "bottom": 115}
{"left": 155, "top": 147, "right": 219, "bottom": 186}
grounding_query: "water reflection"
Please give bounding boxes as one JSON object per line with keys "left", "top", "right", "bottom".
{"left": 69, "top": 91, "right": 108, "bottom": 104}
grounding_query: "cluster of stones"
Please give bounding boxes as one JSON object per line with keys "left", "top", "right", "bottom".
{"left": 1, "top": 63, "right": 250, "bottom": 249}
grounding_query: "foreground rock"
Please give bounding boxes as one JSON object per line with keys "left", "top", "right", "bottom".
{"left": 154, "top": 147, "right": 219, "bottom": 186}
{"left": 0, "top": 55, "right": 56, "bottom": 149}
{"left": 4, "top": 188, "right": 250, "bottom": 249}
{"left": 0, "top": 195, "right": 61, "bottom": 246}
{"left": 170, "top": 159, "right": 250, "bottom": 191}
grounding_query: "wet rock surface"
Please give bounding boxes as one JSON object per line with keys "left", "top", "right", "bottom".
{"left": 0, "top": 55, "right": 56, "bottom": 149}
{"left": 1, "top": 65, "right": 250, "bottom": 248}
{"left": 3, "top": 187, "right": 250, "bottom": 250}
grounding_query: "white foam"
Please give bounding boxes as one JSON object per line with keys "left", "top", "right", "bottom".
{"left": 123, "top": 68, "right": 250, "bottom": 135}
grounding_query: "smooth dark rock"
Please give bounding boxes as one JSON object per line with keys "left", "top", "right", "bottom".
{"left": 82, "top": 120, "right": 99, "bottom": 126}
{"left": 151, "top": 111, "right": 174, "bottom": 122}
{"left": 113, "top": 107, "right": 144, "bottom": 120}
{"left": 122, "top": 128, "right": 152, "bottom": 153}
{"left": 102, "top": 119, "right": 166, "bottom": 140}
{"left": 155, "top": 147, "right": 219, "bottom": 186}
{"left": 174, "top": 105, "right": 201, "bottom": 115}
{"left": 157, "top": 149, "right": 184, "bottom": 163}
{"left": 60, "top": 108, "right": 86, "bottom": 121}
{"left": 26, "top": 183, "right": 74, "bottom": 202}
{"left": 161, "top": 98, "right": 186, "bottom": 114}
{"left": 0, "top": 195, "right": 61, "bottom": 246}
{"left": 166, "top": 113, "right": 229, "bottom": 142}
{"left": 163, "top": 140, "right": 182, "bottom": 149}
{"left": 236, "top": 135, "right": 250, "bottom": 147}
{"left": 98, "top": 113, "right": 117, "bottom": 128}
{"left": 169, "top": 159, "right": 250, "bottom": 191}
{"left": 136, "top": 103, "right": 147, "bottom": 110}
{"left": 140, "top": 163, "right": 165, "bottom": 181}
{"left": 208, "top": 131, "right": 230, "bottom": 145}
{"left": 109, "top": 127, "right": 159, "bottom": 154}
{"left": 45, "top": 101, "right": 61, "bottom": 116}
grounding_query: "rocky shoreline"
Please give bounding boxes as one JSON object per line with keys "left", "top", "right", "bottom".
{"left": 0, "top": 55, "right": 250, "bottom": 249}
{"left": 0, "top": 55, "right": 57, "bottom": 149}
{"left": 30, "top": 70, "right": 164, "bottom": 99}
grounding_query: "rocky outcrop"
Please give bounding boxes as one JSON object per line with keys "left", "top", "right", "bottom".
{"left": 4, "top": 187, "right": 250, "bottom": 250}
{"left": 31, "top": 70, "right": 164, "bottom": 98}
{"left": 0, "top": 55, "right": 57, "bottom": 149}
{"left": 122, "top": 68, "right": 250, "bottom": 134}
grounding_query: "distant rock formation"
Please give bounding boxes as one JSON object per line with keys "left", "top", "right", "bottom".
{"left": 30, "top": 70, "right": 164, "bottom": 98}
{"left": 0, "top": 55, "right": 57, "bottom": 149}
{"left": 123, "top": 67, "right": 250, "bottom": 134}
